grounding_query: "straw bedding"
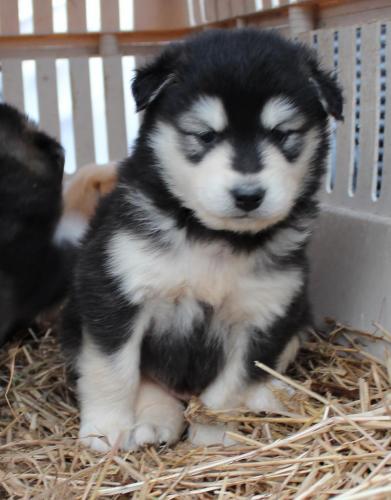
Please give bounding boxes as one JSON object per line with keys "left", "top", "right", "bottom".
{"left": 0, "top": 320, "right": 390, "bottom": 499}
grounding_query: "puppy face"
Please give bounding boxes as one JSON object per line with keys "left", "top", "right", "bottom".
{"left": 134, "top": 30, "right": 342, "bottom": 233}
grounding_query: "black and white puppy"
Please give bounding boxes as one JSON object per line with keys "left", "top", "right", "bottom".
{"left": 61, "top": 29, "right": 342, "bottom": 451}
{"left": 0, "top": 104, "right": 78, "bottom": 345}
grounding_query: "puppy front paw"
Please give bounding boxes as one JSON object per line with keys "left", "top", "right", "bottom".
{"left": 79, "top": 412, "right": 135, "bottom": 452}
{"left": 132, "top": 422, "right": 180, "bottom": 448}
{"left": 188, "top": 423, "right": 238, "bottom": 447}
{"left": 245, "top": 379, "right": 295, "bottom": 414}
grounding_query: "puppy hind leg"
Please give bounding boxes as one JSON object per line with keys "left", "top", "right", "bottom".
{"left": 188, "top": 331, "right": 246, "bottom": 447}
{"left": 245, "top": 335, "right": 300, "bottom": 414}
{"left": 131, "top": 378, "right": 185, "bottom": 448}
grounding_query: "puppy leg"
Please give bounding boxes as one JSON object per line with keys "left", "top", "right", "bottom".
{"left": 188, "top": 334, "right": 300, "bottom": 446}
{"left": 131, "top": 379, "right": 185, "bottom": 448}
{"left": 77, "top": 334, "right": 141, "bottom": 453}
{"left": 245, "top": 335, "right": 299, "bottom": 413}
{"left": 189, "top": 331, "right": 245, "bottom": 446}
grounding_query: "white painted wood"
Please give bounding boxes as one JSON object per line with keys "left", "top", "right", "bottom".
{"left": 216, "top": 0, "right": 232, "bottom": 20}
{"left": 36, "top": 58, "right": 60, "bottom": 139}
{"left": 0, "top": 0, "right": 19, "bottom": 35}
{"left": 100, "top": 0, "right": 120, "bottom": 32}
{"left": 103, "top": 56, "right": 128, "bottom": 161}
{"left": 378, "top": 21, "right": 391, "bottom": 215}
{"left": 205, "top": 0, "right": 217, "bottom": 22}
{"left": 332, "top": 26, "right": 356, "bottom": 206}
{"left": 289, "top": 5, "right": 315, "bottom": 37}
{"left": 354, "top": 22, "right": 380, "bottom": 211}
{"left": 231, "top": 0, "right": 246, "bottom": 16}
{"left": 315, "top": 28, "right": 335, "bottom": 202}
{"left": 2, "top": 59, "right": 24, "bottom": 110}
{"left": 309, "top": 206, "right": 391, "bottom": 332}
{"left": 244, "top": 0, "right": 256, "bottom": 14}
{"left": 33, "top": 0, "right": 53, "bottom": 34}
{"left": 32, "top": 1, "right": 60, "bottom": 137}
{"left": 67, "top": 0, "right": 87, "bottom": 32}
{"left": 69, "top": 57, "right": 95, "bottom": 166}
{"left": 191, "top": 0, "right": 203, "bottom": 25}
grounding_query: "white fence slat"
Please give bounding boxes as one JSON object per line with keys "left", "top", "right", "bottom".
{"left": 216, "top": 0, "right": 232, "bottom": 20}
{"left": 354, "top": 22, "right": 380, "bottom": 210}
{"left": 231, "top": 1, "right": 246, "bottom": 16}
{"left": 100, "top": 0, "right": 120, "bottom": 31}
{"left": 70, "top": 57, "right": 95, "bottom": 166}
{"left": 33, "top": 0, "right": 53, "bottom": 33}
{"left": 244, "top": 0, "right": 256, "bottom": 14}
{"left": 316, "top": 29, "right": 335, "bottom": 202}
{"left": 0, "top": 0, "right": 19, "bottom": 35}
{"left": 205, "top": 0, "right": 217, "bottom": 22}
{"left": 191, "top": 0, "right": 203, "bottom": 25}
{"left": 333, "top": 26, "right": 356, "bottom": 205}
{"left": 36, "top": 58, "right": 60, "bottom": 139}
{"left": 67, "top": 0, "right": 87, "bottom": 32}
{"left": 103, "top": 56, "right": 128, "bottom": 161}
{"left": 2, "top": 59, "right": 24, "bottom": 110}
{"left": 378, "top": 21, "right": 391, "bottom": 215}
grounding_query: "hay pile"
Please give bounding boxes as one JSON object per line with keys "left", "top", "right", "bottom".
{"left": 0, "top": 322, "right": 390, "bottom": 499}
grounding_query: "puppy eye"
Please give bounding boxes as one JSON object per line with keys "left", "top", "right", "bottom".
{"left": 270, "top": 128, "right": 292, "bottom": 143}
{"left": 198, "top": 130, "right": 217, "bottom": 144}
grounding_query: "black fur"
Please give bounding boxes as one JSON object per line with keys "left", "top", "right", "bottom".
{"left": 61, "top": 29, "right": 342, "bottom": 397}
{"left": 0, "top": 104, "right": 73, "bottom": 344}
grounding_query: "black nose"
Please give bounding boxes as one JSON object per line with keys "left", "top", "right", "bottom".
{"left": 231, "top": 186, "right": 265, "bottom": 212}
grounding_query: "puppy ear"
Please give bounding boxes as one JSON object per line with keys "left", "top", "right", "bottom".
{"left": 305, "top": 50, "right": 344, "bottom": 121}
{"left": 132, "top": 46, "right": 181, "bottom": 112}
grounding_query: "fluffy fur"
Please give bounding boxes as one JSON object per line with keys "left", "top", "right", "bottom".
{"left": 0, "top": 104, "right": 76, "bottom": 345}
{"left": 60, "top": 29, "right": 342, "bottom": 451}
{"left": 55, "top": 162, "right": 118, "bottom": 245}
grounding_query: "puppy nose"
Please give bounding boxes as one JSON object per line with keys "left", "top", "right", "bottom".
{"left": 231, "top": 186, "right": 265, "bottom": 212}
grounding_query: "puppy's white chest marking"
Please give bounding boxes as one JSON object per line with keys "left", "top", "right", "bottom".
{"left": 109, "top": 231, "right": 245, "bottom": 304}
{"left": 108, "top": 230, "right": 302, "bottom": 327}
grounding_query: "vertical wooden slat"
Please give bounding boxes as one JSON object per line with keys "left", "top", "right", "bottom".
{"left": 102, "top": 56, "right": 128, "bottom": 161}
{"left": 205, "top": 0, "right": 217, "bottom": 22}
{"left": 192, "top": 0, "right": 203, "bottom": 25}
{"left": 100, "top": 0, "right": 120, "bottom": 31}
{"left": 333, "top": 26, "right": 356, "bottom": 205}
{"left": 0, "top": 0, "right": 19, "bottom": 34}
{"left": 100, "top": 0, "right": 127, "bottom": 160}
{"left": 354, "top": 22, "right": 380, "bottom": 210}
{"left": 36, "top": 58, "right": 60, "bottom": 139}
{"left": 216, "top": 0, "right": 232, "bottom": 20}
{"left": 67, "top": 0, "right": 87, "bottom": 32}
{"left": 70, "top": 57, "right": 95, "bottom": 166}
{"left": 33, "top": 0, "right": 53, "bottom": 33}
{"left": 263, "top": 0, "right": 273, "bottom": 10}
{"left": 316, "top": 29, "right": 335, "bottom": 202}
{"left": 244, "top": 0, "right": 256, "bottom": 14}
{"left": 2, "top": 60, "right": 24, "bottom": 110}
{"left": 289, "top": 5, "right": 315, "bottom": 37}
{"left": 33, "top": 0, "right": 60, "bottom": 139}
{"left": 68, "top": 3, "right": 94, "bottom": 167}
{"left": 198, "top": 0, "right": 207, "bottom": 24}
{"left": 231, "top": 1, "right": 246, "bottom": 16}
{"left": 378, "top": 22, "right": 391, "bottom": 215}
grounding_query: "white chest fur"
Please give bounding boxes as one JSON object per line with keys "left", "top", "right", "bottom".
{"left": 107, "top": 229, "right": 303, "bottom": 330}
